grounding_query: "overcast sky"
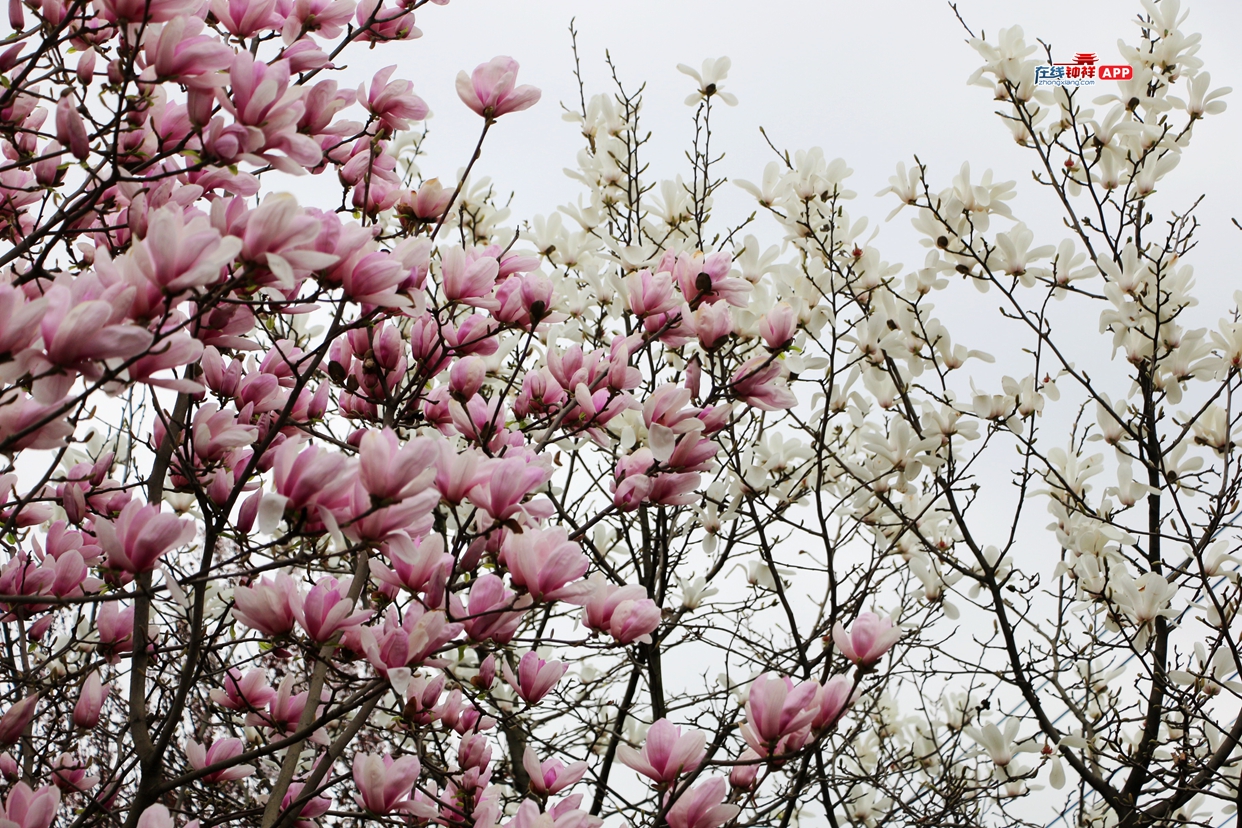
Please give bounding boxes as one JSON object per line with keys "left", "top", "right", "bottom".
{"left": 326, "top": 0, "right": 1240, "bottom": 311}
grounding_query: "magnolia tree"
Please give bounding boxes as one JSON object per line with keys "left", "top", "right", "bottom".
{"left": 0, "top": 0, "right": 1238, "bottom": 824}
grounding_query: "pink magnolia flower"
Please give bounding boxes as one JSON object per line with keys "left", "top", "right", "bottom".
{"left": 581, "top": 580, "right": 661, "bottom": 645}
{"left": 96, "top": 500, "right": 195, "bottom": 575}
{"left": 692, "top": 302, "right": 732, "bottom": 350}
{"left": 125, "top": 333, "right": 206, "bottom": 393}
{"left": 224, "top": 193, "right": 338, "bottom": 290}
{"left": 440, "top": 247, "right": 499, "bottom": 302}
{"left": 136, "top": 805, "right": 174, "bottom": 828}
{"left": 759, "top": 302, "right": 797, "bottom": 350}
{"left": 219, "top": 54, "right": 322, "bottom": 172}
{"left": 513, "top": 369, "right": 566, "bottom": 418}
{"left": 741, "top": 674, "right": 819, "bottom": 753}
{"left": 457, "top": 731, "right": 492, "bottom": 771}
{"left": 402, "top": 673, "right": 445, "bottom": 725}
{"left": 617, "top": 718, "right": 705, "bottom": 785}
{"left": 282, "top": 781, "right": 331, "bottom": 828}
{"left": 96, "top": 601, "right": 135, "bottom": 662}
{"left": 492, "top": 272, "right": 557, "bottom": 328}
{"left": 0, "top": 283, "right": 46, "bottom": 356}
{"left": 833, "top": 611, "right": 902, "bottom": 667}
{"left": 299, "top": 79, "right": 357, "bottom": 137}
{"left": 51, "top": 754, "right": 99, "bottom": 792}
{"left": 339, "top": 482, "right": 438, "bottom": 545}
{"left": 129, "top": 204, "right": 240, "bottom": 295}
{"left": 0, "top": 695, "right": 38, "bottom": 744}
{"left": 192, "top": 403, "right": 258, "bottom": 463}
{"left": 0, "top": 552, "right": 57, "bottom": 615}
{"left": 612, "top": 449, "right": 702, "bottom": 511}
{"left": 665, "top": 777, "right": 739, "bottom": 828}
{"left": 210, "top": 0, "right": 280, "bottom": 37}
{"left": 73, "top": 672, "right": 109, "bottom": 729}
{"left": 626, "top": 269, "right": 681, "bottom": 317}
{"left": 271, "top": 440, "right": 356, "bottom": 514}
{"left": 467, "top": 455, "right": 550, "bottom": 523}
{"left": 356, "top": 606, "right": 462, "bottom": 679}
{"left": 456, "top": 56, "right": 541, "bottom": 119}
{"left": 98, "top": 0, "right": 201, "bottom": 23}
{"left": 398, "top": 178, "right": 454, "bottom": 222}
{"left": 0, "top": 783, "right": 59, "bottom": 828}
{"left": 450, "top": 394, "right": 511, "bottom": 450}
{"left": 231, "top": 572, "right": 300, "bottom": 636}
{"left": 370, "top": 534, "right": 451, "bottom": 597}
{"left": 449, "top": 356, "right": 487, "bottom": 400}
{"left": 32, "top": 142, "right": 61, "bottom": 187}
{"left": 281, "top": 0, "right": 354, "bottom": 40}
{"left": 39, "top": 284, "right": 153, "bottom": 369}
{"left": 729, "top": 749, "right": 761, "bottom": 791}
{"left": 500, "top": 527, "right": 587, "bottom": 601}
{"left": 665, "top": 434, "right": 718, "bottom": 474}
{"left": 187, "top": 737, "right": 253, "bottom": 783}
{"left": 457, "top": 574, "right": 530, "bottom": 644}
{"left": 292, "top": 576, "right": 372, "bottom": 643}
{"left": 55, "top": 93, "right": 88, "bottom": 159}
{"left": 0, "top": 395, "right": 75, "bottom": 451}
{"left": 357, "top": 429, "right": 437, "bottom": 502}
{"left": 353, "top": 0, "right": 417, "bottom": 41}
{"left": 507, "top": 798, "right": 598, "bottom": 828}
{"left": 209, "top": 668, "right": 277, "bottom": 712}
{"left": 729, "top": 356, "right": 797, "bottom": 411}
{"left": 522, "top": 747, "right": 587, "bottom": 796}
{"left": 146, "top": 17, "right": 236, "bottom": 87}
{"left": 352, "top": 751, "right": 419, "bottom": 814}
{"left": 363, "top": 65, "right": 427, "bottom": 133}
{"left": 338, "top": 248, "right": 408, "bottom": 306}
{"left": 812, "top": 675, "right": 857, "bottom": 731}
{"left": 547, "top": 344, "right": 604, "bottom": 391}
{"left": 672, "top": 251, "right": 749, "bottom": 308}
{"left": 501, "top": 651, "right": 566, "bottom": 704}
{"left": 642, "top": 385, "right": 699, "bottom": 431}
{"left": 247, "top": 674, "right": 321, "bottom": 732}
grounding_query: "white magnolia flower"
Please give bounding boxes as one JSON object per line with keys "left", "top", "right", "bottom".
{"left": 676, "top": 575, "right": 719, "bottom": 610}
{"left": 676, "top": 57, "right": 738, "bottom": 106}
{"left": 965, "top": 719, "right": 1023, "bottom": 766}
{"left": 876, "top": 161, "right": 921, "bottom": 220}
{"left": 1112, "top": 570, "right": 1178, "bottom": 625}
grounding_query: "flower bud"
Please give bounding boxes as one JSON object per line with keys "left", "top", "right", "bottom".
{"left": 76, "top": 48, "right": 96, "bottom": 86}
{"left": 449, "top": 356, "right": 486, "bottom": 400}
{"left": 74, "top": 671, "right": 110, "bottom": 729}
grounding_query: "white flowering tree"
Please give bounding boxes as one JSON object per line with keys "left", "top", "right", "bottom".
{"left": 0, "top": 0, "right": 1235, "bottom": 826}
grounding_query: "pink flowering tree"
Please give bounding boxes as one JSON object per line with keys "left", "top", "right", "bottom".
{"left": 0, "top": 0, "right": 1237, "bottom": 825}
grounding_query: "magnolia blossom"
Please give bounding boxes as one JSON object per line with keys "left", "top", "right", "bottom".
{"left": 665, "top": 777, "right": 740, "bottom": 828}
{"left": 833, "top": 611, "right": 902, "bottom": 667}
{"left": 72, "top": 673, "right": 109, "bottom": 729}
{"left": 676, "top": 57, "right": 738, "bottom": 106}
{"left": 0, "top": 783, "right": 59, "bottom": 828}
{"left": 502, "top": 651, "right": 567, "bottom": 704}
{"left": 741, "top": 674, "right": 818, "bottom": 753}
{"left": 522, "top": 746, "right": 587, "bottom": 796}
{"left": 456, "top": 56, "right": 541, "bottom": 119}
{"left": 617, "top": 718, "right": 706, "bottom": 785}
{"left": 186, "top": 738, "right": 253, "bottom": 783}
{"left": 95, "top": 500, "right": 195, "bottom": 575}
{"left": 352, "top": 751, "right": 419, "bottom": 814}
{"left": 232, "top": 573, "right": 300, "bottom": 636}
{"left": 0, "top": 696, "right": 38, "bottom": 745}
